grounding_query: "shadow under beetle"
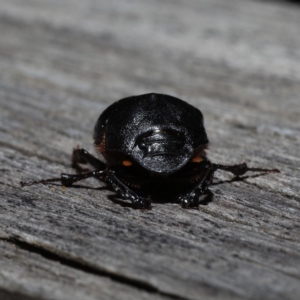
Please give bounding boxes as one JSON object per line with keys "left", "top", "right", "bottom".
{"left": 21, "top": 93, "right": 279, "bottom": 209}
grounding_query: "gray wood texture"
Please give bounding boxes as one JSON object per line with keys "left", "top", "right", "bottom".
{"left": 0, "top": 0, "right": 299, "bottom": 299}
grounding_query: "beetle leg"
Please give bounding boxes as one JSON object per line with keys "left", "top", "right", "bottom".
{"left": 178, "top": 161, "right": 215, "bottom": 208}
{"left": 72, "top": 148, "right": 106, "bottom": 173}
{"left": 212, "top": 162, "right": 280, "bottom": 177}
{"left": 178, "top": 162, "right": 279, "bottom": 207}
{"left": 105, "top": 169, "right": 151, "bottom": 209}
{"left": 21, "top": 170, "right": 106, "bottom": 187}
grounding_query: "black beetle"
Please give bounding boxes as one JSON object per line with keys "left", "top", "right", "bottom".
{"left": 21, "top": 93, "right": 279, "bottom": 209}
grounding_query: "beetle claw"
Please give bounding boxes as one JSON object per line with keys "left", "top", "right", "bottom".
{"left": 179, "top": 192, "right": 198, "bottom": 208}
{"left": 132, "top": 197, "right": 152, "bottom": 209}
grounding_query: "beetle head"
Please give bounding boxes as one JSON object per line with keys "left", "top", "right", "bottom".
{"left": 131, "top": 128, "right": 192, "bottom": 175}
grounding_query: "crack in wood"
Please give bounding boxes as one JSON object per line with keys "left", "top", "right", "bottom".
{"left": 0, "top": 236, "right": 186, "bottom": 300}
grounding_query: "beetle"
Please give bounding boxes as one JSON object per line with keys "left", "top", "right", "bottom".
{"left": 21, "top": 93, "right": 279, "bottom": 209}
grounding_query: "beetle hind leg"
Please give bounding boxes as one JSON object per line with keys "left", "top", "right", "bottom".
{"left": 212, "top": 162, "right": 280, "bottom": 177}
{"left": 21, "top": 170, "right": 106, "bottom": 187}
{"left": 21, "top": 149, "right": 108, "bottom": 188}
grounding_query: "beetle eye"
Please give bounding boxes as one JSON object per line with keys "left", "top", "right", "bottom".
{"left": 122, "top": 160, "right": 132, "bottom": 167}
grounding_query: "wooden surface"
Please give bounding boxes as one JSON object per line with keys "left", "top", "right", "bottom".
{"left": 0, "top": 0, "right": 300, "bottom": 299}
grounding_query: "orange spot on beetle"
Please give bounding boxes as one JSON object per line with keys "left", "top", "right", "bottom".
{"left": 191, "top": 156, "right": 202, "bottom": 163}
{"left": 122, "top": 160, "right": 132, "bottom": 167}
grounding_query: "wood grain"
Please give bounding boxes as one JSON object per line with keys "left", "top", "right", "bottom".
{"left": 0, "top": 0, "right": 299, "bottom": 299}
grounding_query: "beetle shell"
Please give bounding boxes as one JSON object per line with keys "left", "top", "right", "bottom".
{"left": 94, "top": 93, "right": 209, "bottom": 175}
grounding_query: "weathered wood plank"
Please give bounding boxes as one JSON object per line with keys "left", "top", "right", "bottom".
{"left": 0, "top": 0, "right": 299, "bottom": 299}
{"left": 2, "top": 144, "right": 300, "bottom": 300}
{"left": 0, "top": 240, "right": 172, "bottom": 300}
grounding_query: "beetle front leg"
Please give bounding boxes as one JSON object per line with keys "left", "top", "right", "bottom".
{"left": 72, "top": 148, "right": 106, "bottom": 173}
{"left": 178, "top": 162, "right": 215, "bottom": 208}
{"left": 106, "top": 169, "right": 151, "bottom": 209}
